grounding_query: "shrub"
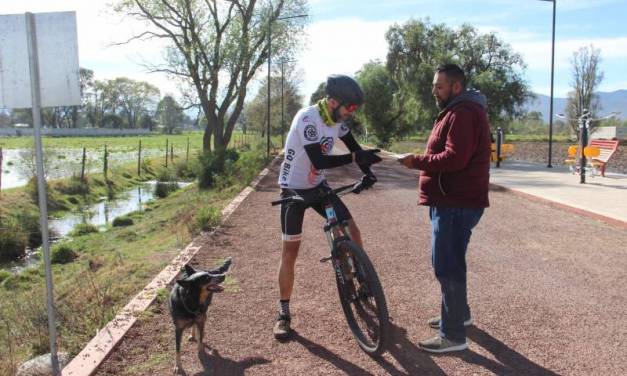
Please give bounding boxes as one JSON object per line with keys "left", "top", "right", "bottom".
{"left": 112, "top": 216, "right": 134, "bottom": 227}
{"left": 12, "top": 210, "right": 42, "bottom": 248}
{"left": 70, "top": 223, "right": 99, "bottom": 236}
{"left": 56, "top": 176, "right": 89, "bottom": 195}
{"left": 154, "top": 168, "right": 179, "bottom": 198}
{"left": 234, "top": 149, "right": 266, "bottom": 184}
{"left": 196, "top": 150, "right": 239, "bottom": 189}
{"left": 0, "top": 269, "right": 12, "bottom": 283}
{"left": 0, "top": 217, "right": 27, "bottom": 262}
{"left": 51, "top": 243, "right": 78, "bottom": 264}
{"left": 174, "top": 160, "right": 198, "bottom": 180}
{"left": 194, "top": 206, "right": 222, "bottom": 232}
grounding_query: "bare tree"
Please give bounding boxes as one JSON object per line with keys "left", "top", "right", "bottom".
{"left": 565, "top": 45, "right": 604, "bottom": 136}
{"left": 114, "top": 0, "right": 308, "bottom": 153}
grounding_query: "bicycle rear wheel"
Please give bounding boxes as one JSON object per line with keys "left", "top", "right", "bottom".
{"left": 333, "top": 239, "right": 389, "bottom": 356}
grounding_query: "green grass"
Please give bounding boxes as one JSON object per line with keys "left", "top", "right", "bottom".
{"left": 0, "top": 143, "right": 267, "bottom": 374}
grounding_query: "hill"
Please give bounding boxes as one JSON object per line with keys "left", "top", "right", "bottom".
{"left": 524, "top": 90, "right": 627, "bottom": 122}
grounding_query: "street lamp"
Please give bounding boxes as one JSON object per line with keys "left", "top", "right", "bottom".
{"left": 267, "top": 11, "right": 307, "bottom": 157}
{"left": 539, "top": 0, "right": 556, "bottom": 168}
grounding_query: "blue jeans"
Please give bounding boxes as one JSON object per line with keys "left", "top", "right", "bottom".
{"left": 429, "top": 206, "right": 484, "bottom": 342}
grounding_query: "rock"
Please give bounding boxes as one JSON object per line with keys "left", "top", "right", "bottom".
{"left": 16, "top": 353, "right": 71, "bottom": 376}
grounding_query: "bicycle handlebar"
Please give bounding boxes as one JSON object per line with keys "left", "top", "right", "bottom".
{"left": 271, "top": 182, "right": 357, "bottom": 206}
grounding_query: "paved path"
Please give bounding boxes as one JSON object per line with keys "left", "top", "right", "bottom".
{"left": 95, "top": 156, "right": 627, "bottom": 376}
{"left": 489, "top": 160, "right": 627, "bottom": 225}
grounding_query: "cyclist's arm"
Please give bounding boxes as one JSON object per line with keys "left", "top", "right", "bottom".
{"left": 340, "top": 132, "right": 373, "bottom": 175}
{"left": 304, "top": 143, "right": 353, "bottom": 169}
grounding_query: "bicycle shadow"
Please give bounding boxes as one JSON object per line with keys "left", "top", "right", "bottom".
{"left": 457, "top": 326, "right": 560, "bottom": 375}
{"left": 291, "top": 331, "right": 377, "bottom": 376}
{"left": 192, "top": 348, "right": 270, "bottom": 376}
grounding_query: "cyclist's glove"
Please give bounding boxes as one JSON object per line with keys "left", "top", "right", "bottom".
{"left": 354, "top": 149, "right": 382, "bottom": 166}
{"left": 353, "top": 173, "right": 377, "bottom": 194}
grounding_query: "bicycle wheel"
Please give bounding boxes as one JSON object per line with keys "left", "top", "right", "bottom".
{"left": 333, "top": 239, "right": 389, "bottom": 356}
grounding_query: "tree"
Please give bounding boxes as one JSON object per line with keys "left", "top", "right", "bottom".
{"left": 109, "top": 77, "right": 160, "bottom": 129}
{"left": 385, "top": 19, "right": 532, "bottom": 132}
{"left": 242, "top": 72, "right": 303, "bottom": 138}
{"left": 356, "top": 61, "right": 405, "bottom": 147}
{"left": 114, "top": 0, "right": 308, "bottom": 153}
{"left": 565, "top": 45, "right": 604, "bottom": 136}
{"left": 309, "top": 82, "right": 325, "bottom": 105}
{"left": 157, "top": 95, "right": 184, "bottom": 134}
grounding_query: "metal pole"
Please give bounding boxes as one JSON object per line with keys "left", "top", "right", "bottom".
{"left": 267, "top": 13, "right": 272, "bottom": 158}
{"left": 281, "top": 60, "right": 285, "bottom": 149}
{"left": 25, "top": 12, "right": 60, "bottom": 375}
{"left": 496, "top": 127, "right": 503, "bottom": 168}
{"left": 579, "top": 113, "right": 589, "bottom": 184}
{"left": 547, "top": 0, "right": 556, "bottom": 168}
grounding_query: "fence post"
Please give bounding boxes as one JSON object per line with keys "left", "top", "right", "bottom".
{"left": 170, "top": 144, "right": 174, "bottom": 163}
{"left": 138, "top": 139, "right": 142, "bottom": 176}
{"left": 80, "top": 147, "right": 86, "bottom": 181}
{"left": 165, "top": 139, "right": 169, "bottom": 168}
{"left": 186, "top": 137, "right": 190, "bottom": 162}
{"left": 103, "top": 144, "right": 108, "bottom": 180}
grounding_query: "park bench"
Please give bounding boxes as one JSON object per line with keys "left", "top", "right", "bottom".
{"left": 588, "top": 139, "right": 619, "bottom": 177}
{"left": 491, "top": 143, "right": 514, "bottom": 163}
{"left": 563, "top": 139, "right": 619, "bottom": 177}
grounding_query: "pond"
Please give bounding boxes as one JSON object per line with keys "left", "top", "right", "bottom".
{"left": 0, "top": 148, "right": 169, "bottom": 189}
{"left": 1, "top": 180, "right": 189, "bottom": 273}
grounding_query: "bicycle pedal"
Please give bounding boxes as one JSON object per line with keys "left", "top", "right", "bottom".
{"left": 319, "top": 256, "right": 332, "bottom": 263}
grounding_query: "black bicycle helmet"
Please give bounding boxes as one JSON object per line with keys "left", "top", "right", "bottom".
{"left": 325, "top": 74, "right": 364, "bottom": 107}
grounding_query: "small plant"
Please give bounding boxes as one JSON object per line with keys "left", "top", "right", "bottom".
{"left": 0, "top": 270, "right": 12, "bottom": 283}
{"left": 51, "top": 243, "right": 78, "bottom": 264}
{"left": 112, "top": 216, "right": 134, "bottom": 227}
{"left": 70, "top": 223, "right": 99, "bottom": 236}
{"left": 194, "top": 206, "right": 221, "bottom": 232}
{"left": 0, "top": 217, "right": 27, "bottom": 262}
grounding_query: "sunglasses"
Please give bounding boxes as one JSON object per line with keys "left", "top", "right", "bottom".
{"left": 343, "top": 103, "right": 358, "bottom": 113}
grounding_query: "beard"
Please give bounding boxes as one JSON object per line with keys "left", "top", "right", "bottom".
{"left": 435, "top": 96, "right": 451, "bottom": 110}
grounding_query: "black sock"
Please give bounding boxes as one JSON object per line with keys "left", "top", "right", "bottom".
{"left": 279, "top": 299, "right": 290, "bottom": 317}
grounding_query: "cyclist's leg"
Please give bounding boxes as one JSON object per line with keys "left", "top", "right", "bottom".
{"left": 278, "top": 192, "right": 306, "bottom": 301}
{"left": 325, "top": 193, "right": 363, "bottom": 248}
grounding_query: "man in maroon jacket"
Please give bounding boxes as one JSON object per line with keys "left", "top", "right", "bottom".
{"left": 399, "top": 63, "right": 492, "bottom": 353}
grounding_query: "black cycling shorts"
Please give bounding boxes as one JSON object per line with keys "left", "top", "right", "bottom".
{"left": 280, "top": 181, "right": 352, "bottom": 241}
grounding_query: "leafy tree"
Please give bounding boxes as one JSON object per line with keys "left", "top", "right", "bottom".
{"left": 309, "top": 82, "right": 326, "bottom": 105}
{"left": 356, "top": 61, "right": 405, "bottom": 147}
{"left": 140, "top": 113, "right": 156, "bottom": 131}
{"left": 156, "top": 95, "right": 184, "bottom": 134}
{"left": 114, "top": 0, "right": 308, "bottom": 153}
{"left": 385, "top": 19, "right": 532, "bottom": 132}
{"left": 565, "top": 45, "right": 604, "bottom": 136}
{"left": 109, "top": 77, "right": 160, "bottom": 129}
{"left": 242, "top": 70, "right": 303, "bottom": 138}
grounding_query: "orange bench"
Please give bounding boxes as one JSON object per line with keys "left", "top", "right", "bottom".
{"left": 588, "top": 139, "right": 619, "bottom": 176}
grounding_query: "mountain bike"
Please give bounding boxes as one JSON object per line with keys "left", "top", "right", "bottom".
{"left": 271, "top": 182, "right": 389, "bottom": 356}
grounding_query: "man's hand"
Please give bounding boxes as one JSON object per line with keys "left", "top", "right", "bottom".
{"left": 354, "top": 149, "right": 382, "bottom": 166}
{"left": 397, "top": 154, "right": 415, "bottom": 169}
{"left": 353, "top": 173, "right": 377, "bottom": 194}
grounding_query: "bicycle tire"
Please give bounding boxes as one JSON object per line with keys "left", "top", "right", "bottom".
{"left": 333, "top": 239, "right": 389, "bottom": 357}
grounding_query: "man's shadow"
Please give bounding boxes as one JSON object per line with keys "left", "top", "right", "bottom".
{"left": 192, "top": 348, "right": 270, "bottom": 376}
{"left": 459, "top": 326, "right": 560, "bottom": 375}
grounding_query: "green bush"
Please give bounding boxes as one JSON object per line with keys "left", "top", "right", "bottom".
{"left": 26, "top": 178, "right": 69, "bottom": 211}
{"left": 194, "top": 206, "right": 222, "bottom": 232}
{"left": 0, "top": 217, "right": 27, "bottom": 262}
{"left": 12, "top": 210, "right": 42, "bottom": 248}
{"left": 0, "top": 270, "right": 12, "bottom": 283}
{"left": 235, "top": 149, "right": 266, "bottom": 184}
{"left": 154, "top": 168, "right": 179, "bottom": 198}
{"left": 196, "top": 150, "right": 239, "bottom": 189}
{"left": 56, "top": 176, "right": 89, "bottom": 195}
{"left": 175, "top": 159, "right": 198, "bottom": 180}
{"left": 70, "top": 223, "right": 99, "bottom": 236}
{"left": 112, "top": 216, "right": 134, "bottom": 227}
{"left": 51, "top": 243, "right": 78, "bottom": 264}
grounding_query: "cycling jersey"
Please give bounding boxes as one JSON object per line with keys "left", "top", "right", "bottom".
{"left": 278, "top": 102, "right": 350, "bottom": 189}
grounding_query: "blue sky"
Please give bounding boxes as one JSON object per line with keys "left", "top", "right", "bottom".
{"left": 2, "top": 0, "right": 626, "bottom": 103}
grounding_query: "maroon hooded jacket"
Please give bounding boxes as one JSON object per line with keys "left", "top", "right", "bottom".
{"left": 407, "top": 90, "right": 492, "bottom": 208}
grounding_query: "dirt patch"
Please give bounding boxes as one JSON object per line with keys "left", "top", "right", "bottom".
{"left": 95, "top": 158, "right": 627, "bottom": 375}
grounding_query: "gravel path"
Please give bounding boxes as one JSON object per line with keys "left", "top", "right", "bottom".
{"left": 95, "top": 156, "right": 627, "bottom": 376}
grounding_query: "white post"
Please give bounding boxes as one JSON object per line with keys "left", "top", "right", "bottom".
{"left": 25, "top": 12, "right": 60, "bottom": 375}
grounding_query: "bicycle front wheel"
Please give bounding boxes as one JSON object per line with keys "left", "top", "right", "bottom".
{"left": 333, "top": 239, "right": 389, "bottom": 357}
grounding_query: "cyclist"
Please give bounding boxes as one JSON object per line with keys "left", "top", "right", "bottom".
{"left": 274, "top": 74, "right": 382, "bottom": 339}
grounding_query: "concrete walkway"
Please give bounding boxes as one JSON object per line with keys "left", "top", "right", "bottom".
{"left": 489, "top": 160, "right": 627, "bottom": 226}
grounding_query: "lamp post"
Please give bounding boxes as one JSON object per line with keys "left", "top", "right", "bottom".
{"left": 540, "top": 0, "right": 556, "bottom": 168}
{"left": 279, "top": 59, "right": 297, "bottom": 148}
{"left": 266, "top": 11, "right": 307, "bottom": 157}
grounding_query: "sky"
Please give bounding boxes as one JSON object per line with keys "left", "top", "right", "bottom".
{"left": 2, "top": 0, "right": 627, "bottom": 105}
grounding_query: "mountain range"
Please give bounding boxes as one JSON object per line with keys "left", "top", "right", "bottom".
{"left": 524, "top": 90, "right": 627, "bottom": 123}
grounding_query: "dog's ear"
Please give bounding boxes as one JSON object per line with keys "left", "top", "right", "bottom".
{"left": 176, "top": 278, "right": 193, "bottom": 289}
{"left": 210, "top": 257, "right": 232, "bottom": 274}
{"left": 183, "top": 264, "right": 196, "bottom": 276}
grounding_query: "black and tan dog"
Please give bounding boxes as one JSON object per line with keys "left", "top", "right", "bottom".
{"left": 169, "top": 258, "right": 232, "bottom": 374}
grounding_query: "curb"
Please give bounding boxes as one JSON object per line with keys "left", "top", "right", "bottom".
{"left": 62, "top": 156, "right": 280, "bottom": 376}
